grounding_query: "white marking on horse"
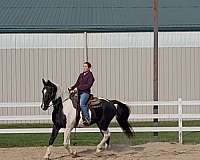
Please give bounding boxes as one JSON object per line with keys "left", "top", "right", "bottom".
{"left": 44, "top": 89, "right": 47, "bottom": 94}
{"left": 41, "top": 104, "right": 44, "bottom": 110}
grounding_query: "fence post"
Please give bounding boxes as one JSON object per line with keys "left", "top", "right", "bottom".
{"left": 178, "top": 98, "right": 183, "bottom": 144}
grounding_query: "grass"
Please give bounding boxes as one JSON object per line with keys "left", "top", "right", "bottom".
{"left": 0, "top": 121, "right": 200, "bottom": 147}
{"left": 0, "top": 132, "right": 178, "bottom": 148}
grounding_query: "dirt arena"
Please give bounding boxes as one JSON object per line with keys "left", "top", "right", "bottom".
{"left": 0, "top": 142, "right": 200, "bottom": 160}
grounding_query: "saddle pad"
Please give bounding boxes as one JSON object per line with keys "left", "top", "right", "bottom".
{"left": 89, "top": 97, "right": 101, "bottom": 106}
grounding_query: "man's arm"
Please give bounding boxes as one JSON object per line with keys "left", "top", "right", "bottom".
{"left": 70, "top": 74, "right": 81, "bottom": 90}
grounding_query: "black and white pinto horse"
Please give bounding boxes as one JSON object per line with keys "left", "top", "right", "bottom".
{"left": 41, "top": 79, "right": 133, "bottom": 159}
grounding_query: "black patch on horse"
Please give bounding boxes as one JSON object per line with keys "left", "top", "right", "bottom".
{"left": 52, "top": 97, "right": 66, "bottom": 128}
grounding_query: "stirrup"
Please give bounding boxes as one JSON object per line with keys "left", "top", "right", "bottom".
{"left": 77, "top": 121, "right": 89, "bottom": 128}
{"left": 83, "top": 119, "right": 90, "bottom": 126}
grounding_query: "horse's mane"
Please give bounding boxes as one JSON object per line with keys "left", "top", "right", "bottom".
{"left": 54, "top": 83, "right": 69, "bottom": 100}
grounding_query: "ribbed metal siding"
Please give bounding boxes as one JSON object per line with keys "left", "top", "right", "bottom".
{"left": 159, "top": 47, "right": 199, "bottom": 101}
{"left": 88, "top": 48, "right": 154, "bottom": 100}
{"left": 159, "top": 47, "right": 200, "bottom": 116}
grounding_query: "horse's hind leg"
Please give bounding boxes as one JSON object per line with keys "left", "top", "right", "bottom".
{"left": 96, "top": 119, "right": 112, "bottom": 153}
{"left": 97, "top": 122, "right": 110, "bottom": 150}
{"left": 96, "top": 104, "right": 116, "bottom": 153}
{"left": 44, "top": 125, "right": 60, "bottom": 159}
{"left": 96, "top": 129, "right": 111, "bottom": 153}
{"left": 105, "top": 137, "right": 110, "bottom": 150}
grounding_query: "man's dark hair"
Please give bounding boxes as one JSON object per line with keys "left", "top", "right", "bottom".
{"left": 84, "top": 62, "right": 92, "bottom": 68}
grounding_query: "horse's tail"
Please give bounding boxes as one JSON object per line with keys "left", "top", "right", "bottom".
{"left": 110, "top": 100, "right": 133, "bottom": 138}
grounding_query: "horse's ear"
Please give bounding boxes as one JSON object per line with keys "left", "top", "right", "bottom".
{"left": 47, "top": 80, "right": 51, "bottom": 85}
{"left": 48, "top": 80, "right": 57, "bottom": 89}
{"left": 46, "top": 80, "right": 53, "bottom": 87}
{"left": 42, "top": 78, "right": 46, "bottom": 85}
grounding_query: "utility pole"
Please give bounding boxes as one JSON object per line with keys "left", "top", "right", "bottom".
{"left": 153, "top": 0, "right": 159, "bottom": 137}
{"left": 84, "top": 32, "right": 88, "bottom": 61}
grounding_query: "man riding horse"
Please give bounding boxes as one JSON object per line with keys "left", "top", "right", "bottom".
{"left": 68, "top": 62, "right": 95, "bottom": 126}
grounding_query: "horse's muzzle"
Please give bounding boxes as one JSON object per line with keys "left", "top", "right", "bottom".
{"left": 41, "top": 102, "right": 47, "bottom": 111}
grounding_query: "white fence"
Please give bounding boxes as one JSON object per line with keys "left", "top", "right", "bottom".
{"left": 1, "top": 98, "right": 200, "bottom": 144}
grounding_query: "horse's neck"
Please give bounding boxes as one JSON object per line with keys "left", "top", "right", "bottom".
{"left": 52, "top": 97, "right": 63, "bottom": 111}
{"left": 62, "top": 98, "right": 76, "bottom": 117}
{"left": 54, "top": 85, "right": 76, "bottom": 115}
{"left": 55, "top": 85, "right": 62, "bottom": 99}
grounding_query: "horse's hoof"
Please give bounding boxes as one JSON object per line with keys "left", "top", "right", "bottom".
{"left": 70, "top": 150, "right": 77, "bottom": 155}
{"left": 96, "top": 147, "right": 103, "bottom": 153}
{"left": 95, "top": 151, "right": 102, "bottom": 157}
{"left": 105, "top": 144, "right": 110, "bottom": 150}
{"left": 71, "top": 150, "right": 78, "bottom": 158}
{"left": 73, "top": 150, "right": 77, "bottom": 156}
{"left": 64, "top": 144, "right": 69, "bottom": 149}
{"left": 43, "top": 153, "right": 51, "bottom": 159}
{"left": 43, "top": 155, "right": 50, "bottom": 160}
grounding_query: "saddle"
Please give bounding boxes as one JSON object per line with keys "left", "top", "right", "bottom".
{"left": 88, "top": 94, "right": 101, "bottom": 108}
{"left": 69, "top": 92, "right": 101, "bottom": 109}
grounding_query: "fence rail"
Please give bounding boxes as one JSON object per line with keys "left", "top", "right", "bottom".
{"left": 1, "top": 98, "right": 200, "bottom": 144}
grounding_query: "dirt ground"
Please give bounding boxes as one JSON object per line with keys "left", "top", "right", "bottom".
{"left": 0, "top": 142, "right": 200, "bottom": 160}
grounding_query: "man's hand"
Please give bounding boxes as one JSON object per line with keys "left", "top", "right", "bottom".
{"left": 68, "top": 87, "right": 77, "bottom": 93}
{"left": 68, "top": 87, "right": 72, "bottom": 92}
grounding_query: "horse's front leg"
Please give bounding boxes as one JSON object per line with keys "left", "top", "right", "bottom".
{"left": 63, "top": 127, "right": 77, "bottom": 156}
{"left": 44, "top": 125, "right": 60, "bottom": 159}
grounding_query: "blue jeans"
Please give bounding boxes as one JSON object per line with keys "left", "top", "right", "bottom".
{"left": 80, "top": 92, "right": 90, "bottom": 121}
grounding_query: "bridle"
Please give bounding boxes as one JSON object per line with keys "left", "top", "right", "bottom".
{"left": 48, "top": 97, "right": 69, "bottom": 107}
{"left": 42, "top": 86, "right": 77, "bottom": 108}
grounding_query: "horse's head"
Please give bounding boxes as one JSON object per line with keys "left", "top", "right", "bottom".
{"left": 41, "top": 78, "right": 57, "bottom": 111}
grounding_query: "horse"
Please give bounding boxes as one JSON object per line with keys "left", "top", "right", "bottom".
{"left": 41, "top": 78, "right": 133, "bottom": 159}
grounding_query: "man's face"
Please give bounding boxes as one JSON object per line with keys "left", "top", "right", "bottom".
{"left": 83, "top": 63, "right": 90, "bottom": 72}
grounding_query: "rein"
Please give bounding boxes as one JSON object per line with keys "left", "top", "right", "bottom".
{"left": 48, "top": 90, "right": 77, "bottom": 108}
{"left": 48, "top": 97, "right": 69, "bottom": 107}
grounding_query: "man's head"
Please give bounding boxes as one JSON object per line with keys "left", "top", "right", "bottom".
{"left": 83, "top": 62, "right": 92, "bottom": 72}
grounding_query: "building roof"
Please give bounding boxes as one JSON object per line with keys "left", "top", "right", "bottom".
{"left": 0, "top": 0, "right": 200, "bottom": 33}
